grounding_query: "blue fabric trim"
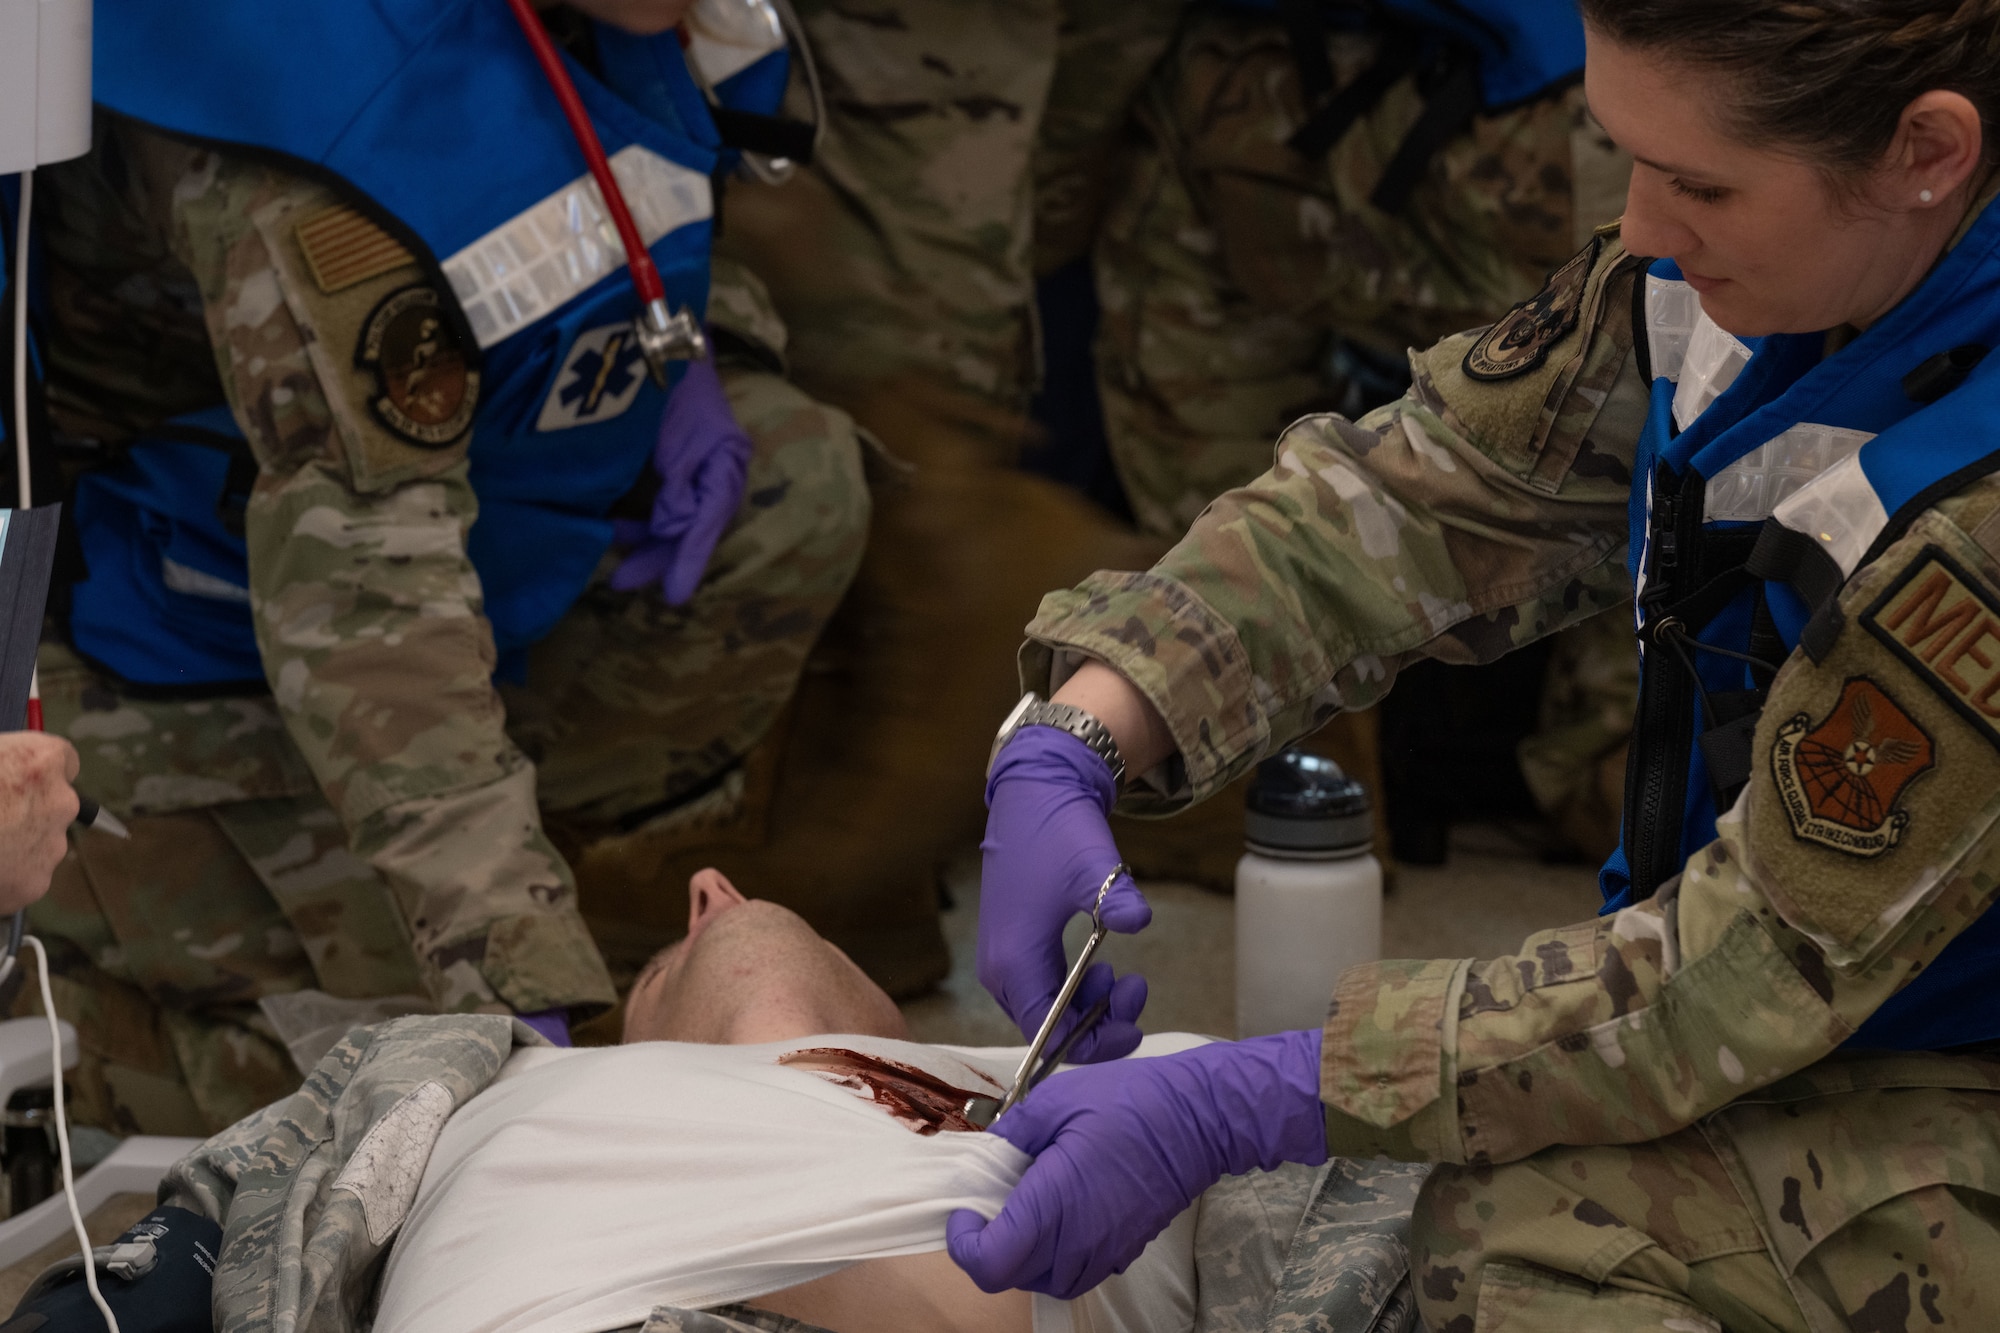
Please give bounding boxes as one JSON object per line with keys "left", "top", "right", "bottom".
{"left": 1226, "top": 0, "right": 1584, "bottom": 105}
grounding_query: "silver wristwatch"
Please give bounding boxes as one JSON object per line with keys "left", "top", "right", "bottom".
{"left": 990, "top": 692, "right": 1127, "bottom": 784}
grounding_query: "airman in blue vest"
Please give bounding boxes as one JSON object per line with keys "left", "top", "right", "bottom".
{"left": 20, "top": 0, "right": 878, "bottom": 1133}
{"left": 963, "top": 1, "right": 2000, "bottom": 1325}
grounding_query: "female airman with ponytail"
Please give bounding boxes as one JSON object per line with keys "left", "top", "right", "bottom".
{"left": 958, "top": 2, "right": 2000, "bottom": 1325}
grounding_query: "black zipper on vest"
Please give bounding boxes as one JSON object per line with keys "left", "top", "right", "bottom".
{"left": 1624, "top": 465, "right": 1704, "bottom": 895}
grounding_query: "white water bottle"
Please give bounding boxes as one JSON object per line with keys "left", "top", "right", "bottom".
{"left": 1235, "top": 751, "right": 1382, "bottom": 1038}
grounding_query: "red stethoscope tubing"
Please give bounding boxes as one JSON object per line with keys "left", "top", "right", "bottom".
{"left": 504, "top": 0, "right": 669, "bottom": 308}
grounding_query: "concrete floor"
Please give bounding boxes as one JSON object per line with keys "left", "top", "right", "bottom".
{"left": 902, "top": 823, "right": 1606, "bottom": 1045}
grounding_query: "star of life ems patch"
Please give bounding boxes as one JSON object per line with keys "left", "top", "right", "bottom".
{"left": 1863, "top": 545, "right": 2000, "bottom": 750}
{"left": 536, "top": 323, "right": 650, "bottom": 432}
{"left": 1771, "top": 677, "right": 1934, "bottom": 858}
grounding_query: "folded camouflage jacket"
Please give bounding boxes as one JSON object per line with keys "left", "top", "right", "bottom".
{"left": 160, "top": 1015, "right": 1429, "bottom": 1333}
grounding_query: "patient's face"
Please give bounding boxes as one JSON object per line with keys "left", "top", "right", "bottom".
{"left": 622, "top": 869, "right": 908, "bottom": 1045}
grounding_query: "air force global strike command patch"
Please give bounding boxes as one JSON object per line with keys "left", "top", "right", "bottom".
{"left": 1771, "top": 677, "right": 1935, "bottom": 857}
{"left": 355, "top": 285, "right": 478, "bottom": 447}
{"left": 536, "top": 323, "right": 650, "bottom": 432}
{"left": 1462, "top": 239, "right": 1599, "bottom": 382}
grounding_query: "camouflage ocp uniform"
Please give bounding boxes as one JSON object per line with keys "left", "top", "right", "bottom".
{"left": 158, "top": 1014, "right": 1428, "bottom": 1333}
{"left": 1021, "top": 226, "right": 2000, "bottom": 1329}
{"left": 1045, "top": 5, "right": 1641, "bottom": 860}
{"left": 29, "top": 116, "right": 871, "bottom": 1134}
{"left": 1081, "top": 7, "right": 1633, "bottom": 541}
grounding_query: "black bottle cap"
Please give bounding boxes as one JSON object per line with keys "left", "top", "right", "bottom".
{"left": 1244, "top": 751, "right": 1373, "bottom": 858}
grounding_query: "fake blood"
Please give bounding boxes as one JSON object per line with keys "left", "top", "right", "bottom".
{"left": 778, "top": 1048, "right": 1000, "bottom": 1135}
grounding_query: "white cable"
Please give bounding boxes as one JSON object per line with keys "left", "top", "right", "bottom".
{"left": 12, "top": 170, "right": 31, "bottom": 512}
{"left": 25, "top": 935, "right": 118, "bottom": 1333}
{"left": 14, "top": 178, "right": 113, "bottom": 1332}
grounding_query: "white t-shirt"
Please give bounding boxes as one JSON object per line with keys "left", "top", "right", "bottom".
{"left": 373, "top": 1033, "right": 1209, "bottom": 1333}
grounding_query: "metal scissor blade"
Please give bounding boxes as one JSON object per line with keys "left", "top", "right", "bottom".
{"left": 964, "top": 863, "right": 1132, "bottom": 1129}
{"left": 1026, "top": 992, "right": 1113, "bottom": 1092}
{"left": 963, "top": 991, "right": 1114, "bottom": 1129}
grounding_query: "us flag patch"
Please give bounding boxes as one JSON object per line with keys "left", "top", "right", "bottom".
{"left": 295, "top": 205, "right": 416, "bottom": 295}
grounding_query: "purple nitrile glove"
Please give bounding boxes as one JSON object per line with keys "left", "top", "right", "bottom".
{"left": 609, "top": 353, "right": 751, "bottom": 607}
{"left": 979, "top": 727, "right": 1153, "bottom": 1064}
{"left": 947, "top": 1029, "right": 1328, "bottom": 1299}
{"left": 517, "top": 1008, "right": 573, "bottom": 1047}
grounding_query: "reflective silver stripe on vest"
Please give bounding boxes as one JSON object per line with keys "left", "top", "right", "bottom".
{"left": 1644, "top": 274, "right": 1753, "bottom": 430}
{"left": 441, "top": 145, "right": 714, "bottom": 350}
{"left": 1704, "top": 423, "right": 1875, "bottom": 524}
{"left": 1769, "top": 451, "right": 1890, "bottom": 578}
{"left": 685, "top": 0, "right": 786, "bottom": 85}
{"left": 1673, "top": 314, "right": 1751, "bottom": 432}
{"left": 1643, "top": 274, "right": 1701, "bottom": 383}
{"left": 1645, "top": 275, "right": 1880, "bottom": 535}
{"left": 162, "top": 556, "right": 251, "bottom": 604}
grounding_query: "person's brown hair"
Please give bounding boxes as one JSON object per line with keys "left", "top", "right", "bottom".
{"left": 1578, "top": 0, "right": 2000, "bottom": 176}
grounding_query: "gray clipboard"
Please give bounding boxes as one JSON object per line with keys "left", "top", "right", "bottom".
{"left": 0, "top": 504, "right": 60, "bottom": 731}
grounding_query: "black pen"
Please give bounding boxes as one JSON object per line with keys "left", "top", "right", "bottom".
{"left": 74, "top": 795, "right": 129, "bottom": 839}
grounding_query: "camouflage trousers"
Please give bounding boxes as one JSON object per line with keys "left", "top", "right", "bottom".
{"left": 26, "top": 364, "right": 870, "bottom": 1136}
{"left": 1412, "top": 1052, "right": 2000, "bottom": 1333}
{"left": 715, "top": 0, "right": 1062, "bottom": 436}
{"left": 1092, "top": 9, "right": 1632, "bottom": 538}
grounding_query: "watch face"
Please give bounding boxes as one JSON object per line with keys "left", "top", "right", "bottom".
{"left": 996, "top": 691, "right": 1041, "bottom": 741}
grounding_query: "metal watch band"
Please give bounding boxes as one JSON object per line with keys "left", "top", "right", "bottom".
{"left": 993, "top": 693, "right": 1127, "bottom": 784}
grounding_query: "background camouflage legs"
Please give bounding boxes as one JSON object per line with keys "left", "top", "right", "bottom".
{"left": 717, "top": 0, "right": 1061, "bottom": 437}
{"left": 1518, "top": 607, "right": 1641, "bottom": 863}
{"left": 1030, "top": 0, "right": 1186, "bottom": 278}
{"left": 22, "top": 819, "right": 313, "bottom": 1134}
{"left": 1093, "top": 10, "right": 1624, "bottom": 538}
{"left": 501, "top": 365, "right": 871, "bottom": 827}
{"left": 1093, "top": 135, "right": 1329, "bottom": 537}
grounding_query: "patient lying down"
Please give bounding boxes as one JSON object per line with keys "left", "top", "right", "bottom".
{"left": 371, "top": 871, "right": 1245, "bottom": 1333}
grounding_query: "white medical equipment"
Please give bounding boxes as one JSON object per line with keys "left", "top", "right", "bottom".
{"left": 0, "top": 0, "right": 92, "bottom": 177}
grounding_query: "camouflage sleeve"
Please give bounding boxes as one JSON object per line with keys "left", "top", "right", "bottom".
{"left": 1021, "top": 234, "right": 1650, "bottom": 813}
{"left": 1312, "top": 480, "right": 2000, "bottom": 1166}
{"left": 168, "top": 139, "right": 613, "bottom": 1014}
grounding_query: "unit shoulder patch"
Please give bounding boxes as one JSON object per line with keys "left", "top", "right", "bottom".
{"left": 296, "top": 205, "right": 418, "bottom": 295}
{"left": 354, "top": 285, "right": 478, "bottom": 448}
{"left": 1461, "top": 239, "right": 1599, "bottom": 383}
{"left": 1771, "top": 677, "right": 1935, "bottom": 857}
{"left": 1862, "top": 546, "right": 2000, "bottom": 751}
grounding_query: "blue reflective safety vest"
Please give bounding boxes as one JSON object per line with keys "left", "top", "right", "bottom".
{"left": 1371, "top": 0, "right": 1582, "bottom": 106}
{"left": 70, "top": 0, "right": 788, "bottom": 687}
{"left": 1605, "top": 200, "right": 2000, "bottom": 1051}
{"left": 1236, "top": 0, "right": 1584, "bottom": 108}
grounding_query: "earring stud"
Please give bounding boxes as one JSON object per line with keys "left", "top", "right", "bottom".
{"left": 1921, "top": 189, "right": 1936, "bottom": 203}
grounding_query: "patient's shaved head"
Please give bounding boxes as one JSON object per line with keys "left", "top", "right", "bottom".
{"left": 622, "top": 869, "right": 908, "bottom": 1045}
